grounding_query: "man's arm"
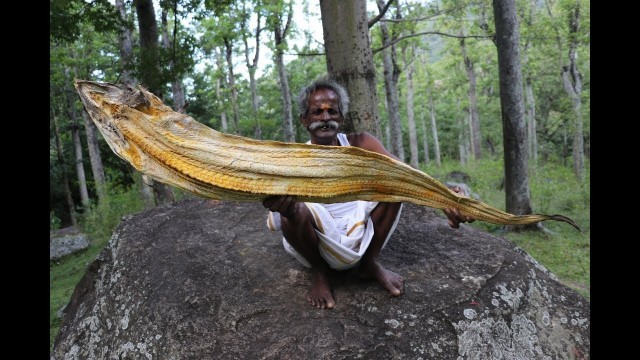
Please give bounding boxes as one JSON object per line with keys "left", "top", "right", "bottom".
{"left": 347, "top": 132, "right": 400, "bottom": 161}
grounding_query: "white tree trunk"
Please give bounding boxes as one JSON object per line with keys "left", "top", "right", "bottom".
{"left": 64, "top": 67, "right": 90, "bottom": 208}
{"left": 405, "top": 62, "right": 419, "bottom": 168}
{"left": 376, "top": 0, "right": 404, "bottom": 160}
{"left": 524, "top": 76, "right": 538, "bottom": 163}
{"left": 561, "top": 1, "right": 585, "bottom": 181}
{"left": 215, "top": 48, "right": 228, "bottom": 133}
{"left": 224, "top": 38, "right": 241, "bottom": 135}
{"left": 242, "top": 3, "right": 263, "bottom": 139}
{"left": 460, "top": 38, "right": 482, "bottom": 159}
{"left": 421, "top": 113, "right": 430, "bottom": 166}
{"left": 82, "top": 109, "right": 106, "bottom": 200}
{"left": 429, "top": 95, "right": 441, "bottom": 167}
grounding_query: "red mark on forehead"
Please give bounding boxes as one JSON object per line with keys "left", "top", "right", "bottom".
{"left": 320, "top": 103, "right": 331, "bottom": 110}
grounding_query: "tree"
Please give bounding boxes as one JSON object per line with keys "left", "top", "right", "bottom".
{"left": 459, "top": 37, "right": 482, "bottom": 160}
{"left": 266, "top": 0, "right": 296, "bottom": 142}
{"left": 51, "top": 84, "right": 78, "bottom": 227}
{"left": 241, "top": 0, "right": 265, "bottom": 139}
{"left": 64, "top": 66, "right": 90, "bottom": 208}
{"left": 319, "top": 0, "right": 383, "bottom": 136}
{"left": 114, "top": 0, "right": 155, "bottom": 209}
{"left": 493, "top": 0, "right": 535, "bottom": 228}
{"left": 134, "top": 0, "right": 175, "bottom": 205}
{"left": 376, "top": 0, "right": 404, "bottom": 161}
{"left": 560, "top": 0, "right": 585, "bottom": 181}
{"left": 160, "top": 2, "right": 186, "bottom": 110}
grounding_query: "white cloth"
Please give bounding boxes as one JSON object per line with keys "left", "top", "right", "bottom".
{"left": 266, "top": 133, "right": 403, "bottom": 270}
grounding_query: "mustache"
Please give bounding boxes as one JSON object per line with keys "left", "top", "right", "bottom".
{"left": 307, "top": 120, "right": 340, "bottom": 131}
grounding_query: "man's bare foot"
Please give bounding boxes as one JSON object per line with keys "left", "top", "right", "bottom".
{"left": 307, "top": 269, "right": 335, "bottom": 309}
{"left": 357, "top": 259, "right": 404, "bottom": 296}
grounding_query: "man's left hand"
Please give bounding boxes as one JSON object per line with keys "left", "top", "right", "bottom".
{"left": 443, "top": 186, "right": 476, "bottom": 228}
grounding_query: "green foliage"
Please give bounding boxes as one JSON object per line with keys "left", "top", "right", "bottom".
{"left": 50, "top": 212, "right": 62, "bottom": 231}
{"left": 79, "top": 182, "right": 146, "bottom": 245}
{"left": 50, "top": 0, "right": 122, "bottom": 43}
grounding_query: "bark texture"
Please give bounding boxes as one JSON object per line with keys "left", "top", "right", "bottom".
{"left": 493, "top": 0, "right": 533, "bottom": 219}
{"left": 135, "top": 0, "right": 175, "bottom": 205}
{"left": 51, "top": 200, "right": 590, "bottom": 360}
{"left": 320, "top": 0, "right": 381, "bottom": 136}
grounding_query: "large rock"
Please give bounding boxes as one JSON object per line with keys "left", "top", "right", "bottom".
{"left": 50, "top": 227, "right": 90, "bottom": 261}
{"left": 51, "top": 199, "right": 590, "bottom": 359}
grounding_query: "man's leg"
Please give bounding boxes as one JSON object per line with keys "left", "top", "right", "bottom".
{"left": 358, "top": 202, "right": 404, "bottom": 296}
{"left": 280, "top": 203, "right": 336, "bottom": 309}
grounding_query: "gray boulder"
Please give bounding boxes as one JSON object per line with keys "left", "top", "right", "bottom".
{"left": 50, "top": 229, "right": 90, "bottom": 261}
{"left": 51, "top": 199, "right": 589, "bottom": 359}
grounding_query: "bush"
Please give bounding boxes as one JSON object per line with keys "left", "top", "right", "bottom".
{"left": 79, "top": 182, "right": 145, "bottom": 246}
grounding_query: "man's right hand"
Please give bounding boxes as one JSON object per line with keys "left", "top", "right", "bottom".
{"left": 262, "top": 195, "right": 298, "bottom": 218}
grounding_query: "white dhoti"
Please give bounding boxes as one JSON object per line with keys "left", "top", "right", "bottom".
{"left": 267, "top": 201, "right": 403, "bottom": 270}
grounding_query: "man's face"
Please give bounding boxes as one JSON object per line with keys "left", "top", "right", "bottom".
{"left": 302, "top": 88, "right": 343, "bottom": 142}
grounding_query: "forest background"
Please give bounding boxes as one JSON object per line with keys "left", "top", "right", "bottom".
{"left": 50, "top": 0, "right": 589, "bottom": 347}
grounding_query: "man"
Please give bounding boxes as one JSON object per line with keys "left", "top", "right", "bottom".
{"left": 263, "top": 75, "right": 473, "bottom": 309}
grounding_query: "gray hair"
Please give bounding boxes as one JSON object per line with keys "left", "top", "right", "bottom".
{"left": 296, "top": 75, "right": 350, "bottom": 118}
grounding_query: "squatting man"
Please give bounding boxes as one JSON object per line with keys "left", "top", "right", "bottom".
{"left": 263, "top": 75, "right": 474, "bottom": 309}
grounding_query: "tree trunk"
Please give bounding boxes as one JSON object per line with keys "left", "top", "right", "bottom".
{"left": 71, "top": 57, "right": 106, "bottom": 202}
{"left": 561, "top": 1, "right": 585, "bottom": 181}
{"left": 51, "top": 104, "right": 78, "bottom": 227}
{"left": 456, "top": 99, "right": 466, "bottom": 166}
{"left": 405, "top": 62, "right": 419, "bottom": 168}
{"left": 460, "top": 37, "right": 482, "bottom": 160}
{"left": 242, "top": 2, "right": 263, "bottom": 140}
{"left": 215, "top": 48, "right": 229, "bottom": 132}
{"left": 522, "top": 5, "right": 538, "bottom": 164}
{"left": 134, "top": 0, "right": 162, "bottom": 94}
{"left": 384, "top": 124, "right": 391, "bottom": 152}
{"left": 429, "top": 95, "right": 441, "bottom": 167}
{"left": 161, "top": 6, "right": 185, "bottom": 110}
{"left": 223, "top": 37, "right": 241, "bottom": 135}
{"left": 524, "top": 76, "right": 538, "bottom": 163}
{"left": 421, "top": 113, "right": 430, "bottom": 166}
{"left": 320, "top": 0, "right": 380, "bottom": 136}
{"left": 64, "top": 67, "right": 90, "bottom": 208}
{"left": 135, "top": 0, "right": 175, "bottom": 205}
{"left": 116, "top": 0, "right": 135, "bottom": 85}
{"left": 493, "top": 0, "right": 535, "bottom": 228}
{"left": 272, "top": 4, "right": 295, "bottom": 142}
{"left": 82, "top": 109, "right": 106, "bottom": 200}
{"left": 118, "top": 0, "right": 154, "bottom": 208}
{"left": 377, "top": 0, "right": 404, "bottom": 160}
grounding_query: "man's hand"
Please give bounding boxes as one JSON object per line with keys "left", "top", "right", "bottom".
{"left": 443, "top": 186, "right": 475, "bottom": 229}
{"left": 262, "top": 195, "right": 298, "bottom": 218}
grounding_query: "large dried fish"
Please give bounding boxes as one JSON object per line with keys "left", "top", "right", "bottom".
{"left": 75, "top": 80, "right": 579, "bottom": 230}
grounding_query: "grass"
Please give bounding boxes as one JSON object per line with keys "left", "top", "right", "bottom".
{"left": 50, "top": 158, "right": 590, "bottom": 350}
